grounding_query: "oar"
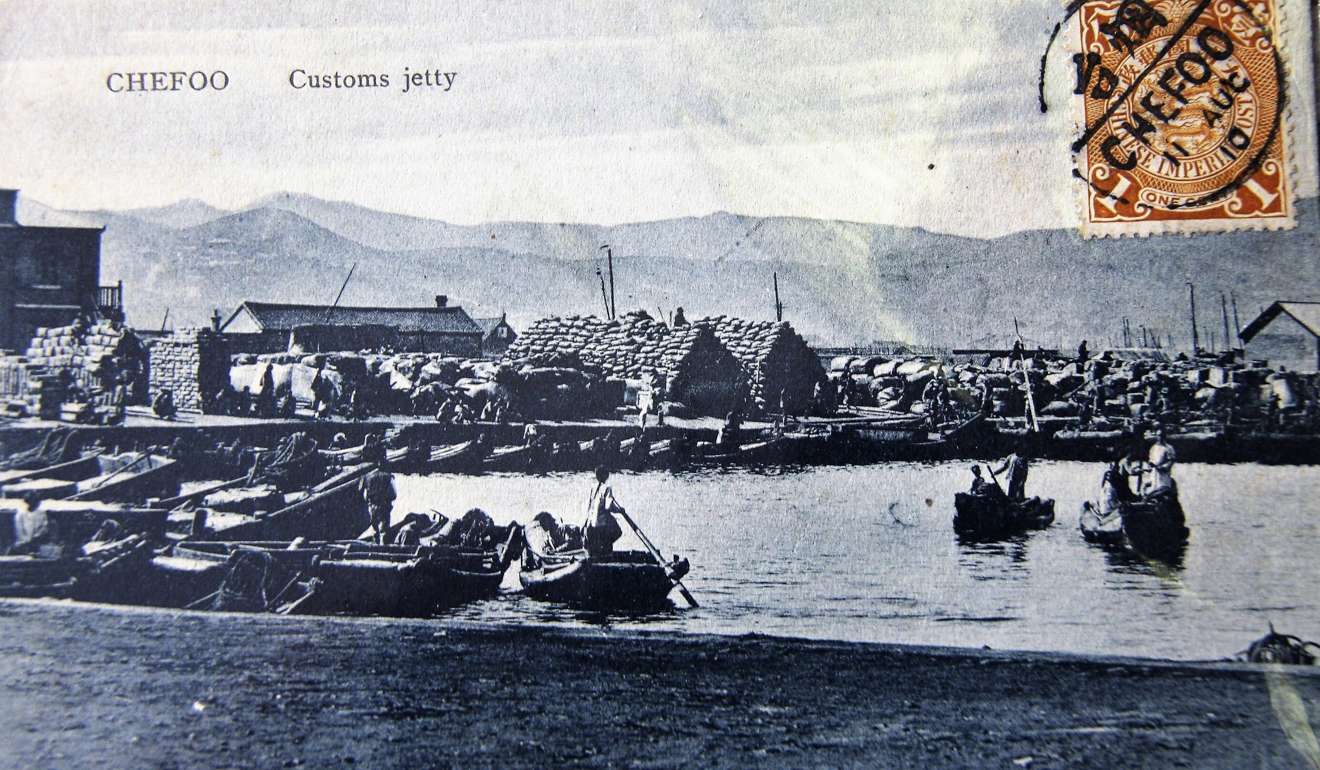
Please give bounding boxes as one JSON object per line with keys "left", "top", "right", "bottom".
{"left": 615, "top": 509, "right": 698, "bottom": 608}
{"left": 984, "top": 463, "right": 1007, "bottom": 497}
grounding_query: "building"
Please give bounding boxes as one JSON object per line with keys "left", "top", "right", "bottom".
{"left": 219, "top": 295, "right": 483, "bottom": 356}
{"left": 1240, "top": 301, "right": 1320, "bottom": 372}
{"left": 475, "top": 313, "right": 517, "bottom": 357}
{"left": 0, "top": 189, "right": 124, "bottom": 351}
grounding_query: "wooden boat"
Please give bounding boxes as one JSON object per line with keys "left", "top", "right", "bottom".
{"left": 519, "top": 549, "right": 689, "bottom": 610}
{"left": 168, "top": 526, "right": 523, "bottom": 616}
{"left": 0, "top": 452, "right": 103, "bottom": 489}
{"left": 953, "top": 492, "right": 1055, "bottom": 539}
{"left": 483, "top": 444, "right": 541, "bottom": 473}
{"left": 407, "top": 441, "right": 485, "bottom": 474}
{"left": 1080, "top": 495, "right": 1188, "bottom": 559}
{"left": 62, "top": 453, "right": 180, "bottom": 504}
{"left": 176, "top": 464, "right": 374, "bottom": 542}
{"left": 0, "top": 534, "right": 155, "bottom": 600}
{"left": 696, "top": 438, "right": 786, "bottom": 465}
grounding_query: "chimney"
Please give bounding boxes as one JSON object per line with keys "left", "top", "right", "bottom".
{"left": 0, "top": 190, "right": 17, "bottom": 226}
{"left": 435, "top": 295, "right": 448, "bottom": 308}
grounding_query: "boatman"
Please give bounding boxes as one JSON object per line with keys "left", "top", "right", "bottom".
{"left": 990, "top": 449, "right": 1030, "bottom": 501}
{"left": 359, "top": 469, "right": 397, "bottom": 545}
{"left": 583, "top": 465, "right": 625, "bottom": 558}
{"left": 1143, "top": 429, "right": 1177, "bottom": 500}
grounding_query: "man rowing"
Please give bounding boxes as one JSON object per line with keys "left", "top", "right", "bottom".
{"left": 989, "top": 448, "right": 1030, "bottom": 502}
{"left": 583, "top": 465, "right": 625, "bottom": 558}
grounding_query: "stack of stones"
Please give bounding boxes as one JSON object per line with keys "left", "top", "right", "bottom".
{"left": 147, "top": 328, "right": 230, "bottom": 412}
{"left": 0, "top": 321, "right": 144, "bottom": 417}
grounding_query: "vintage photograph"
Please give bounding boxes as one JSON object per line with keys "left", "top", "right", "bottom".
{"left": 1, "top": 1, "right": 1318, "bottom": 767}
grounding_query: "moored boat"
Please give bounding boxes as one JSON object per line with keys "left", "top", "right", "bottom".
{"left": 1080, "top": 495, "right": 1188, "bottom": 560}
{"left": 168, "top": 526, "right": 523, "bottom": 616}
{"left": 174, "top": 464, "right": 374, "bottom": 542}
{"left": 953, "top": 492, "right": 1055, "bottom": 539}
{"left": 519, "top": 549, "right": 689, "bottom": 610}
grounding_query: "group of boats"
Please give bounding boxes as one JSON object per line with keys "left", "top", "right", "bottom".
{"left": 953, "top": 477, "right": 1189, "bottom": 563}
{"left": 0, "top": 432, "right": 695, "bottom": 616}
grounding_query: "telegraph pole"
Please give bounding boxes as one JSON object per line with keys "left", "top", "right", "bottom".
{"left": 600, "top": 245, "right": 616, "bottom": 320}
{"left": 1187, "top": 282, "right": 1200, "bottom": 354}
{"left": 1220, "top": 292, "right": 1233, "bottom": 354}
{"left": 773, "top": 272, "right": 784, "bottom": 322}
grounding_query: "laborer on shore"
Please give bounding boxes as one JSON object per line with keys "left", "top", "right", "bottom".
{"left": 255, "top": 363, "right": 276, "bottom": 418}
{"left": 583, "top": 465, "right": 624, "bottom": 558}
{"left": 359, "top": 469, "right": 397, "bottom": 546}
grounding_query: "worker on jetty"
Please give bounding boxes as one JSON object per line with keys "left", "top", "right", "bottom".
{"left": 359, "top": 469, "right": 397, "bottom": 545}
{"left": 152, "top": 389, "right": 177, "bottom": 420}
{"left": 583, "top": 465, "right": 625, "bottom": 558}
{"left": 310, "top": 361, "right": 327, "bottom": 417}
{"left": 255, "top": 364, "right": 276, "bottom": 418}
{"left": 990, "top": 449, "right": 1030, "bottom": 501}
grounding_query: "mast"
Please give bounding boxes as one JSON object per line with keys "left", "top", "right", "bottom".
{"left": 596, "top": 267, "right": 611, "bottom": 318}
{"left": 1187, "top": 282, "right": 1200, "bottom": 354}
{"left": 1230, "top": 291, "right": 1243, "bottom": 345}
{"left": 1220, "top": 292, "right": 1233, "bottom": 353}
{"left": 600, "top": 245, "right": 616, "bottom": 320}
{"left": 773, "top": 272, "right": 784, "bottom": 322}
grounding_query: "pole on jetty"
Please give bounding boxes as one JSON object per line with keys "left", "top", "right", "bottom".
{"left": 600, "top": 245, "right": 616, "bottom": 320}
{"left": 326, "top": 263, "right": 357, "bottom": 324}
{"left": 1013, "top": 317, "right": 1040, "bottom": 433}
{"left": 1187, "top": 282, "right": 1200, "bottom": 354}
{"left": 1220, "top": 292, "right": 1234, "bottom": 354}
{"left": 596, "top": 267, "right": 611, "bottom": 319}
{"left": 160, "top": 307, "right": 170, "bottom": 333}
{"left": 1230, "top": 291, "right": 1243, "bottom": 345}
{"left": 773, "top": 272, "right": 784, "bottom": 322}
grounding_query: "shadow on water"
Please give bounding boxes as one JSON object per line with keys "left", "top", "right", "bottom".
{"left": 955, "top": 531, "right": 1037, "bottom": 581}
{"left": 1095, "top": 541, "right": 1187, "bottom": 578}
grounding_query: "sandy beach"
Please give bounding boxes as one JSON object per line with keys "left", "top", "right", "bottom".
{"left": 1, "top": 600, "right": 1316, "bottom": 769}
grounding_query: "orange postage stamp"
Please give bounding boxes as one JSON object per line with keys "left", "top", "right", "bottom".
{"left": 1071, "top": 0, "right": 1293, "bottom": 236}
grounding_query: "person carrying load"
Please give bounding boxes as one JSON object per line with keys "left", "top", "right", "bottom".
{"left": 583, "top": 465, "right": 625, "bottom": 558}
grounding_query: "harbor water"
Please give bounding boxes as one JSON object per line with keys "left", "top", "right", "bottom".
{"left": 392, "top": 461, "right": 1320, "bottom": 660}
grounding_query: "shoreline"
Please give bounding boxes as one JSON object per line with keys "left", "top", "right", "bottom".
{"left": 2, "top": 599, "right": 1317, "bottom": 768}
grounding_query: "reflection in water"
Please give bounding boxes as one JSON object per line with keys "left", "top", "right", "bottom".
{"left": 391, "top": 461, "right": 1320, "bottom": 660}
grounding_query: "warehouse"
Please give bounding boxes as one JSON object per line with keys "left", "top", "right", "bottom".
{"left": 219, "top": 295, "right": 483, "bottom": 356}
{"left": 1240, "top": 301, "right": 1320, "bottom": 372}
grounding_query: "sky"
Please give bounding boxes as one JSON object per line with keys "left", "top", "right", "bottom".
{"left": 0, "top": 0, "right": 1315, "bottom": 238}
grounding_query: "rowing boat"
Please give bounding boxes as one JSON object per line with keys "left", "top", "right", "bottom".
{"left": 175, "top": 464, "right": 374, "bottom": 542}
{"left": 168, "top": 526, "right": 524, "bottom": 615}
{"left": 953, "top": 492, "right": 1055, "bottom": 539}
{"left": 519, "top": 549, "right": 689, "bottom": 610}
{"left": 1080, "top": 495, "right": 1188, "bottom": 560}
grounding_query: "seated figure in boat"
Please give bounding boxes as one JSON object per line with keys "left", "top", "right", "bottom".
{"left": 967, "top": 465, "right": 999, "bottom": 498}
{"left": 524, "top": 511, "right": 569, "bottom": 557}
{"left": 434, "top": 508, "right": 497, "bottom": 549}
{"left": 716, "top": 410, "right": 743, "bottom": 449}
{"left": 583, "top": 465, "right": 625, "bottom": 558}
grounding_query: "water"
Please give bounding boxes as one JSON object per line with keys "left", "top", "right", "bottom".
{"left": 393, "top": 461, "right": 1320, "bottom": 660}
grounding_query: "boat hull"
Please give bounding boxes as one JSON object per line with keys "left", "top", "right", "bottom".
{"left": 1081, "top": 497, "right": 1188, "bottom": 560}
{"left": 519, "top": 550, "right": 677, "bottom": 610}
{"left": 953, "top": 493, "right": 1055, "bottom": 539}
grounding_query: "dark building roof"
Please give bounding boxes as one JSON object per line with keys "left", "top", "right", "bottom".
{"left": 222, "top": 301, "right": 482, "bottom": 335}
{"left": 1240, "top": 301, "right": 1320, "bottom": 342}
{"left": 475, "top": 315, "right": 513, "bottom": 336}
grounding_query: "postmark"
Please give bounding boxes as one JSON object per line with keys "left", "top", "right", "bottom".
{"left": 1056, "top": 0, "right": 1294, "bottom": 236}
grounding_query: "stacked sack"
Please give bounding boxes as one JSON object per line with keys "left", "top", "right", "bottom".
{"left": 698, "top": 315, "right": 826, "bottom": 414}
{"left": 147, "top": 328, "right": 229, "bottom": 412}
{"left": 0, "top": 321, "right": 145, "bottom": 416}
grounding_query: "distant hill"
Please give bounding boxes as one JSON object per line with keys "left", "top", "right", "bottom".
{"left": 23, "top": 192, "right": 1319, "bottom": 348}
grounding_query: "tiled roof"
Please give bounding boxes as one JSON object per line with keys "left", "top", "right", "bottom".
{"left": 227, "top": 301, "right": 481, "bottom": 334}
{"left": 1240, "top": 301, "right": 1320, "bottom": 342}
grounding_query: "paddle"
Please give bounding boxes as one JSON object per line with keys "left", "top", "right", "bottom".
{"left": 983, "top": 464, "right": 1007, "bottom": 497}
{"left": 614, "top": 508, "right": 699, "bottom": 608}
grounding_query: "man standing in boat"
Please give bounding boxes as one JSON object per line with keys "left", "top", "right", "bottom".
{"left": 1143, "top": 428, "right": 1177, "bottom": 500}
{"left": 583, "top": 465, "right": 624, "bottom": 558}
{"left": 359, "top": 469, "right": 397, "bottom": 545}
{"left": 990, "top": 448, "right": 1030, "bottom": 502}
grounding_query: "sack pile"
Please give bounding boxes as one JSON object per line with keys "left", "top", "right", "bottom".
{"left": 147, "top": 328, "right": 228, "bottom": 412}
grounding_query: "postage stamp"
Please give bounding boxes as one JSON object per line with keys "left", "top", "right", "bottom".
{"left": 1070, "top": 0, "right": 1294, "bottom": 236}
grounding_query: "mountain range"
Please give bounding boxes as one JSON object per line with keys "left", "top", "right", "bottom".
{"left": 17, "top": 192, "right": 1319, "bottom": 348}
